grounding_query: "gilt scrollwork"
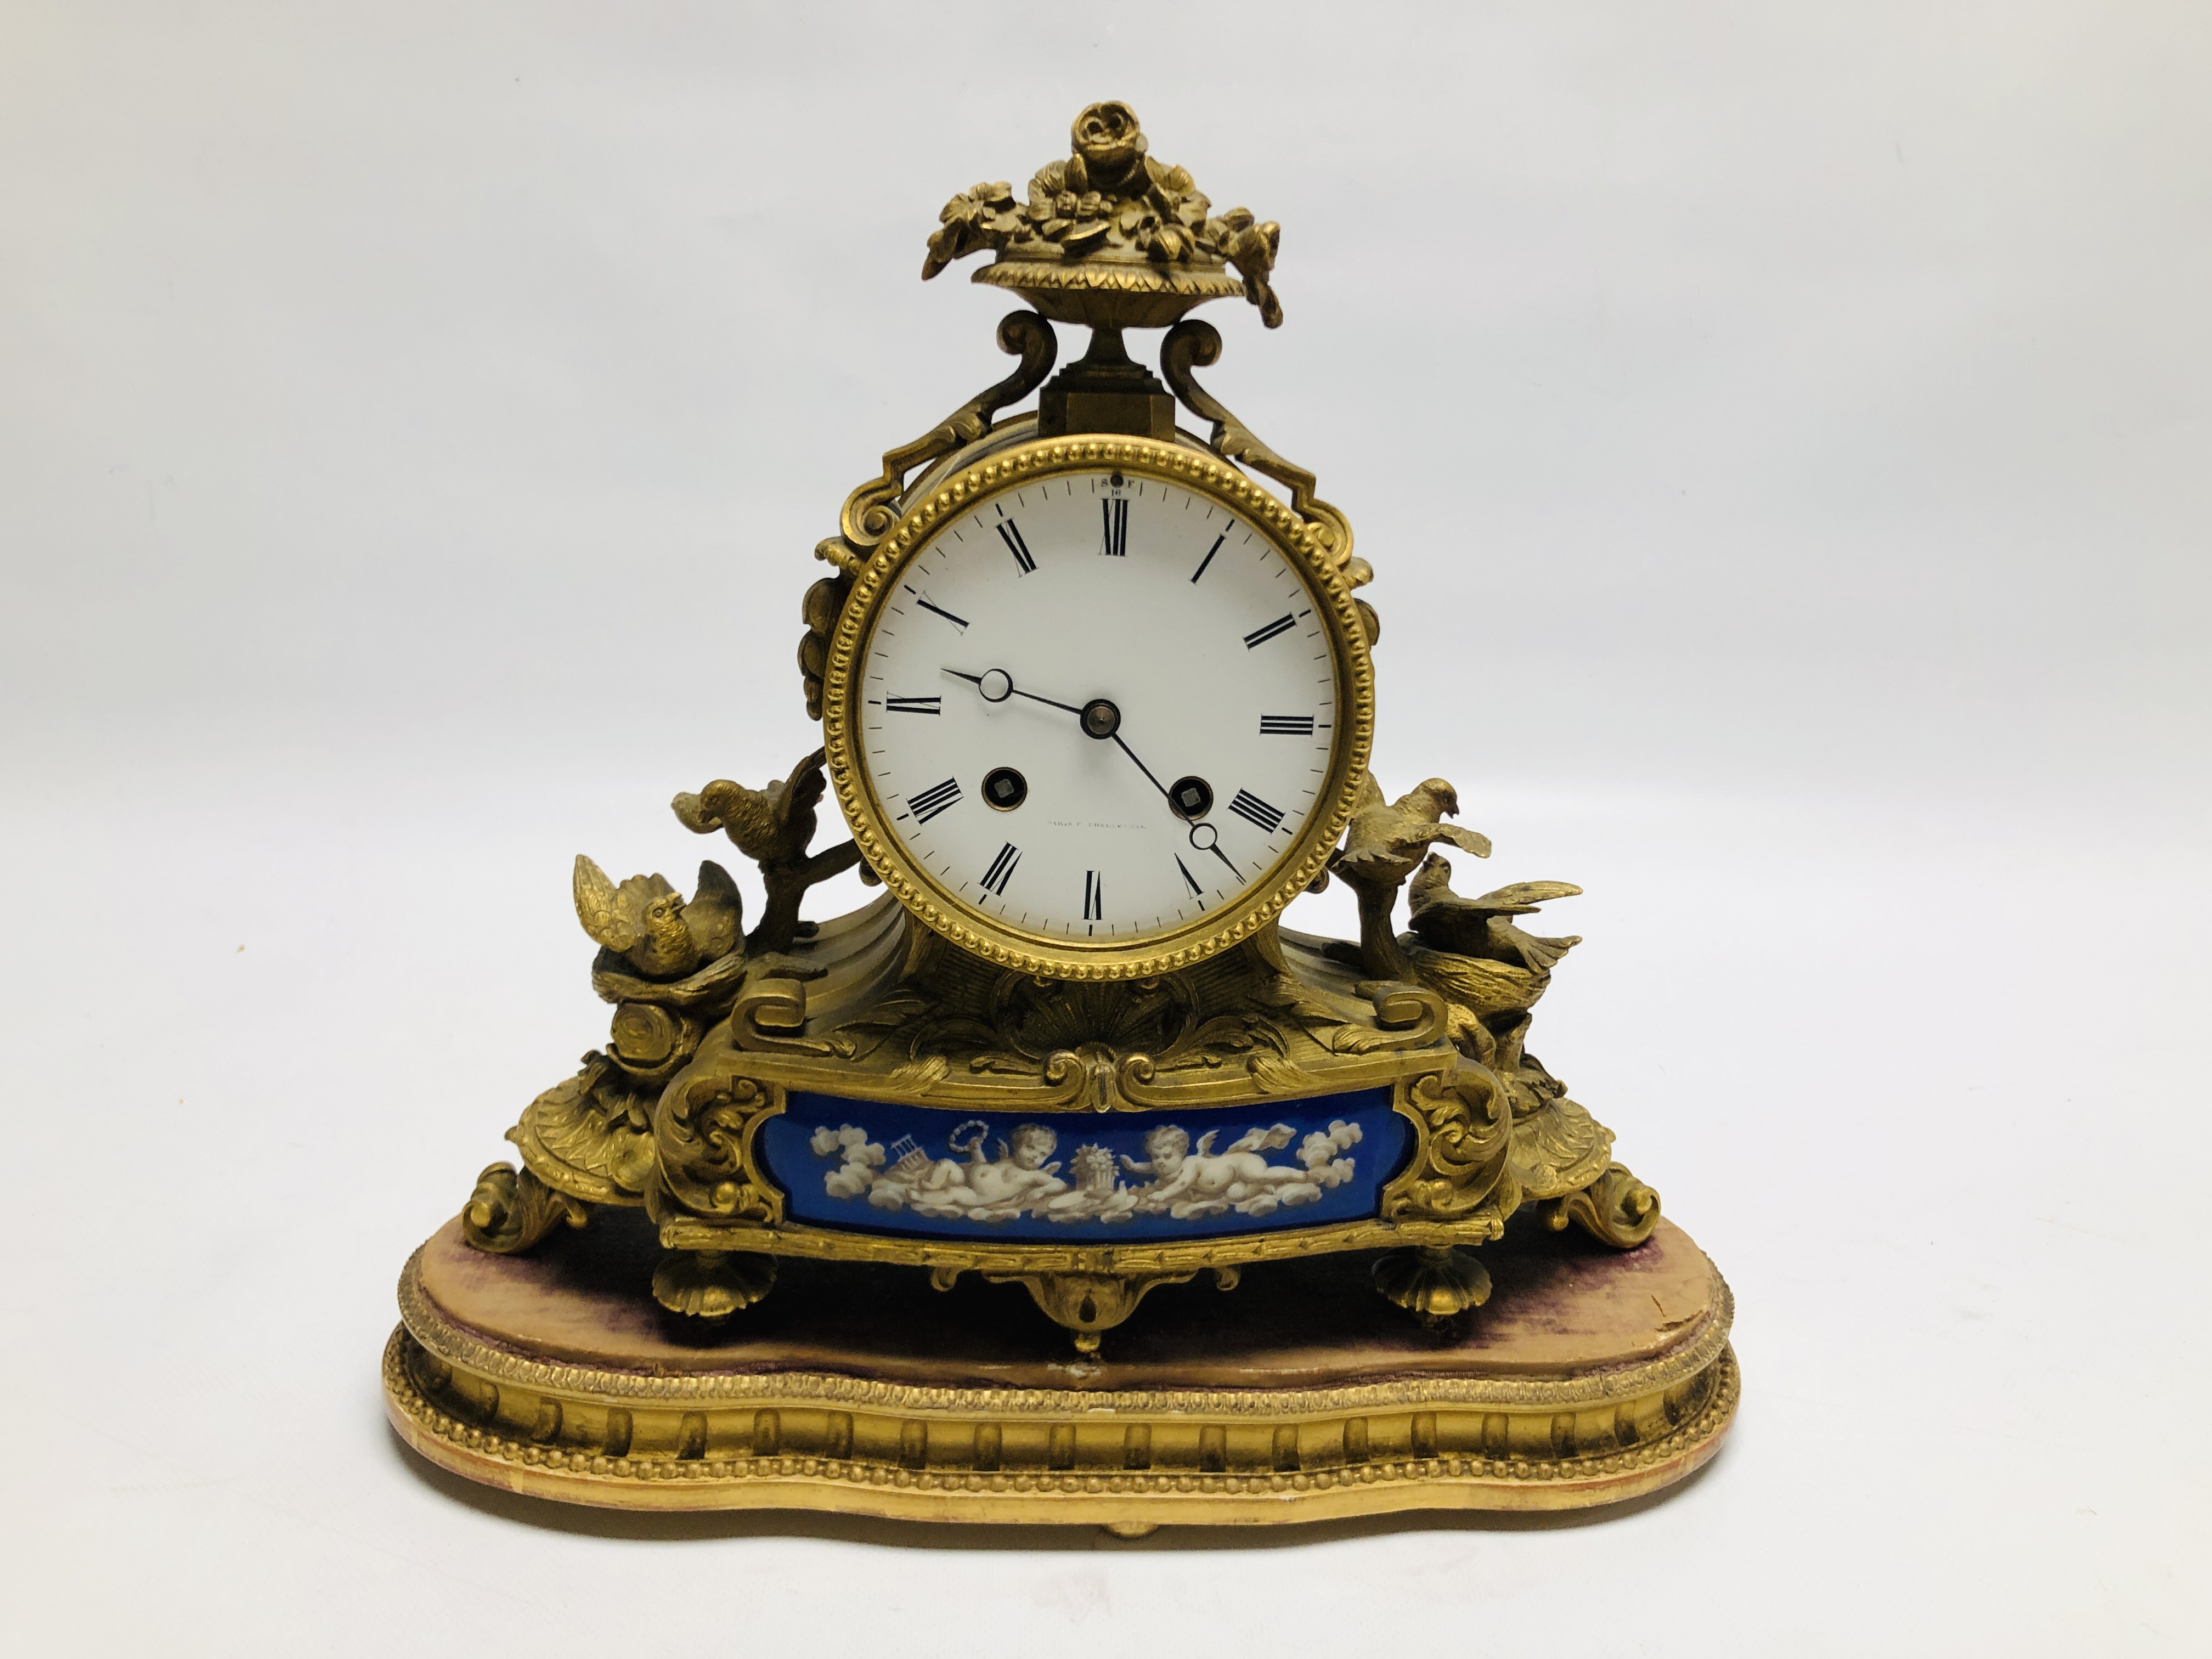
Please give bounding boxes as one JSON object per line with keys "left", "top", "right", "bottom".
{"left": 650, "top": 1248, "right": 778, "bottom": 1320}
{"left": 460, "top": 1163, "right": 588, "bottom": 1255}
{"left": 1543, "top": 1163, "right": 1662, "bottom": 1248}
{"left": 654, "top": 1072, "right": 784, "bottom": 1224}
{"left": 799, "top": 944, "right": 1451, "bottom": 1111}
{"left": 802, "top": 310, "right": 1058, "bottom": 716}
{"left": 1160, "top": 318, "right": 1364, "bottom": 590}
{"left": 1380, "top": 1068, "right": 1515, "bottom": 1231}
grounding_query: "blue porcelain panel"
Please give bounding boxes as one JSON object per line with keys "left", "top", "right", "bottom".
{"left": 761, "top": 1088, "right": 1408, "bottom": 1243}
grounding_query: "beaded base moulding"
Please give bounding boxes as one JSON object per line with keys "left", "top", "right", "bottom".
{"left": 383, "top": 1208, "right": 1736, "bottom": 1526}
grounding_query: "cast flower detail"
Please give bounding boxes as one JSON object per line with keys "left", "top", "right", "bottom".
{"left": 921, "top": 101, "right": 1283, "bottom": 326}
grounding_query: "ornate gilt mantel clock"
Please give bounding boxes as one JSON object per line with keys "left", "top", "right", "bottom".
{"left": 383, "top": 103, "right": 1738, "bottom": 1527}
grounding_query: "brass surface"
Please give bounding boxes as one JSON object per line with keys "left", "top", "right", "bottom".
{"left": 415, "top": 99, "right": 1712, "bottom": 1411}
{"left": 477, "top": 754, "right": 1643, "bottom": 1346}
{"left": 1372, "top": 1245, "right": 1494, "bottom": 1325}
{"left": 1035, "top": 325, "right": 1177, "bottom": 439}
{"left": 924, "top": 102, "right": 1282, "bottom": 331}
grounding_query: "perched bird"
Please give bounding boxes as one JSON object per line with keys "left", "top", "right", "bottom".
{"left": 672, "top": 749, "right": 827, "bottom": 871}
{"left": 1396, "top": 856, "right": 1582, "bottom": 1058}
{"left": 1407, "top": 855, "right": 1582, "bottom": 972}
{"left": 1333, "top": 775, "right": 1493, "bottom": 889}
{"left": 572, "top": 856, "right": 743, "bottom": 980}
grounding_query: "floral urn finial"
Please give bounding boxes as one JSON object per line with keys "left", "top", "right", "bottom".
{"left": 921, "top": 102, "right": 1283, "bottom": 330}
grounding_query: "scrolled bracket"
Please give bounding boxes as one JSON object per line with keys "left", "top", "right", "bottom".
{"left": 1160, "top": 318, "right": 1364, "bottom": 589}
{"left": 460, "top": 1163, "right": 589, "bottom": 1255}
{"left": 653, "top": 1071, "right": 787, "bottom": 1224}
{"left": 832, "top": 309, "right": 1059, "bottom": 557}
{"left": 803, "top": 311, "right": 1057, "bottom": 716}
{"left": 1543, "top": 1162, "right": 1661, "bottom": 1249}
{"left": 1379, "top": 1066, "right": 1516, "bottom": 1230}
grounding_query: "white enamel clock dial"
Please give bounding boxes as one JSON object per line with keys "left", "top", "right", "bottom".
{"left": 850, "top": 462, "right": 1343, "bottom": 947}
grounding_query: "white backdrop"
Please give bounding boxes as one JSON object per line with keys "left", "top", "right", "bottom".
{"left": 3, "top": 3, "right": 2207, "bottom": 1654}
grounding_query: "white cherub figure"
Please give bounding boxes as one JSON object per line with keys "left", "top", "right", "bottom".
{"left": 1122, "top": 1122, "right": 1335, "bottom": 1220}
{"left": 909, "top": 1121, "right": 1069, "bottom": 1222}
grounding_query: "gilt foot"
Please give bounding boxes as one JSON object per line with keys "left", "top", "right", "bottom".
{"left": 651, "top": 1249, "right": 777, "bottom": 1320}
{"left": 1372, "top": 1245, "right": 1492, "bottom": 1328}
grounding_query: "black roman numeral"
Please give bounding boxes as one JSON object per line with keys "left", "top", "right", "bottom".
{"left": 995, "top": 520, "right": 1036, "bottom": 574}
{"left": 886, "top": 696, "right": 942, "bottom": 715}
{"left": 907, "top": 777, "right": 962, "bottom": 823}
{"left": 1259, "top": 714, "right": 1314, "bottom": 735}
{"left": 1190, "top": 532, "right": 1225, "bottom": 583}
{"left": 1176, "top": 855, "right": 1203, "bottom": 897}
{"left": 981, "top": 842, "right": 1020, "bottom": 896}
{"left": 1228, "top": 789, "right": 1285, "bottom": 833}
{"left": 1243, "top": 613, "right": 1296, "bottom": 648}
{"left": 1083, "top": 870, "right": 1104, "bottom": 921}
{"left": 908, "top": 588, "right": 969, "bottom": 630}
{"left": 1099, "top": 498, "right": 1129, "bottom": 557}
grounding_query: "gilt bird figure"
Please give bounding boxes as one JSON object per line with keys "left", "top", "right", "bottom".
{"left": 1334, "top": 775, "right": 1493, "bottom": 888}
{"left": 1396, "top": 855, "right": 1583, "bottom": 1063}
{"left": 572, "top": 856, "right": 743, "bottom": 980}
{"left": 1329, "top": 774, "right": 1493, "bottom": 980}
{"left": 672, "top": 749, "right": 828, "bottom": 871}
{"left": 1407, "top": 855, "right": 1582, "bottom": 972}
{"left": 672, "top": 748, "right": 863, "bottom": 955}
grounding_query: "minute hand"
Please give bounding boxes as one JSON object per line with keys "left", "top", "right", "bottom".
{"left": 1110, "top": 723, "right": 1244, "bottom": 881}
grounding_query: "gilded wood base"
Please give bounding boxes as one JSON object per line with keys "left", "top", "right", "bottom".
{"left": 383, "top": 1210, "right": 1736, "bottom": 1525}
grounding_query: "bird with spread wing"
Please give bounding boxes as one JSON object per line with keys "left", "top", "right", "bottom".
{"left": 1396, "top": 853, "right": 1583, "bottom": 1058}
{"left": 1328, "top": 774, "right": 1494, "bottom": 981}
{"left": 1407, "top": 855, "right": 1582, "bottom": 972}
{"left": 571, "top": 856, "right": 744, "bottom": 980}
{"left": 672, "top": 748, "right": 863, "bottom": 955}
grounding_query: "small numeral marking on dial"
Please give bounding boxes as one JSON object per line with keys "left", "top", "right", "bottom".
{"left": 1190, "top": 532, "right": 1226, "bottom": 583}
{"left": 886, "top": 696, "right": 942, "bottom": 715}
{"left": 1243, "top": 613, "right": 1296, "bottom": 648}
{"left": 1083, "top": 870, "right": 1104, "bottom": 921}
{"left": 981, "top": 842, "right": 1021, "bottom": 896}
{"left": 1259, "top": 714, "right": 1314, "bottom": 735}
{"left": 1100, "top": 498, "right": 1129, "bottom": 558}
{"left": 908, "top": 777, "right": 962, "bottom": 823}
{"left": 995, "top": 520, "right": 1036, "bottom": 574}
{"left": 1228, "top": 789, "right": 1285, "bottom": 833}
{"left": 1176, "top": 855, "right": 1203, "bottom": 897}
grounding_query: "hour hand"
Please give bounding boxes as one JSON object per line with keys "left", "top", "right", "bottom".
{"left": 945, "top": 667, "right": 1086, "bottom": 717}
{"left": 944, "top": 667, "right": 1012, "bottom": 703}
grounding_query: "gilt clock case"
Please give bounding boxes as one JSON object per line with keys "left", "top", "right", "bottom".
{"left": 821, "top": 435, "right": 1376, "bottom": 982}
